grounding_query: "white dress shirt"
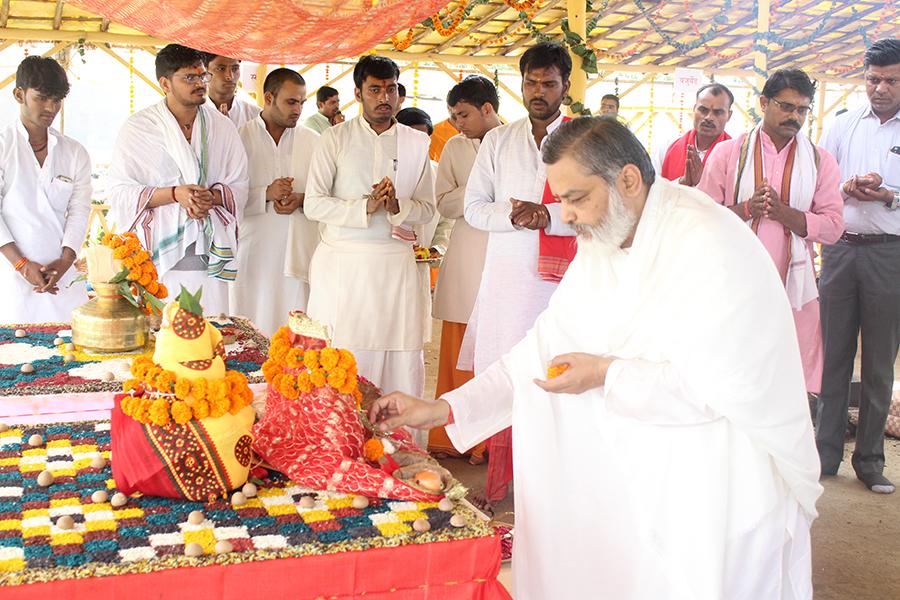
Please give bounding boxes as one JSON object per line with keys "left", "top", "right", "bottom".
{"left": 822, "top": 103, "right": 900, "bottom": 234}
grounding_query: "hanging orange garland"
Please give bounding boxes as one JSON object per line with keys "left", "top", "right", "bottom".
{"left": 390, "top": 28, "right": 415, "bottom": 51}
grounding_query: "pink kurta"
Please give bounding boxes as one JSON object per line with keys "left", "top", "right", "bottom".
{"left": 698, "top": 131, "right": 844, "bottom": 393}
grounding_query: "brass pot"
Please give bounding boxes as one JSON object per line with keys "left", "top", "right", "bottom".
{"left": 71, "top": 282, "right": 148, "bottom": 353}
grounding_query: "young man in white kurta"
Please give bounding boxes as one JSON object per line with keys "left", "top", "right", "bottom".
{"left": 231, "top": 69, "right": 319, "bottom": 336}
{"left": 108, "top": 45, "right": 248, "bottom": 315}
{"left": 304, "top": 56, "right": 434, "bottom": 447}
{"left": 371, "top": 118, "right": 822, "bottom": 600}
{"left": 0, "top": 57, "right": 91, "bottom": 323}
{"left": 201, "top": 53, "right": 260, "bottom": 130}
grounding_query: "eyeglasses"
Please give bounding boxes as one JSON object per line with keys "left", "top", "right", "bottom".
{"left": 865, "top": 75, "right": 899, "bottom": 88}
{"left": 770, "top": 98, "right": 811, "bottom": 117}
{"left": 177, "top": 72, "right": 212, "bottom": 85}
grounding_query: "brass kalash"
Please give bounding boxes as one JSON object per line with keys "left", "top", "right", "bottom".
{"left": 71, "top": 244, "right": 149, "bottom": 353}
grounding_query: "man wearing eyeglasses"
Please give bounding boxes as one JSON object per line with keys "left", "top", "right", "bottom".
{"left": 200, "top": 53, "right": 260, "bottom": 129}
{"left": 698, "top": 69, "right": 844, "bottom": 400}
{"left": 108, "top": 44, "right": 248, "bottom": 315}
{"left": 655, "top": 83, "right": 734, "bottom": 186}
{"left": 816, "top": 38, "right": 900, "bottom": 495}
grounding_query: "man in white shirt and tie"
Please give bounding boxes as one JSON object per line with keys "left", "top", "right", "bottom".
{"left": 818, "top": 38, "right": 900, "bottom": 494}
{"left": 0, "top": 56, "right": 91, "bottom": 322}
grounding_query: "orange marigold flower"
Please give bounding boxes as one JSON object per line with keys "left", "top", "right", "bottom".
{"left": 113, "top": 246, "right": 129, "bottom": 260}
{"left": 122, "top": 378, "right": 140, "bottom": 393}
{"left": 547, "top": 364, "right": 569, "bottom": 379}
{"left": 303, "top": 349, "right": 320, "bottom": 371}
{"left": 285, "top": 348, "right": 302, "bottom": 370}
{"left": 149, "top": 398, "right": 171, "bottom": 427}
{"left": 310, "top": 368, "right": 327, "bottom": 388}
{"left": 127, "top": 265, "right": 142, "bottom": 281}
{"left": 171, "top": 400, "right": 193, "bottom": 424}
{"left": 138, "top": 272, "right": 152, "bottom": 287}
{"left": 134, "top": 250, "right": 151, "bottom": 264}
{"left": 155, "top": 371, "right": 175, "bottom": 393}
{"left": 102, "top": 233, "right": 114, "bottom": 246}
{"left": 193, "top": 398, "right": 211, "bottom": 420}
{"left": 208, "top": 379, "right": 227, "bottom": 400}
{"left": 279, "top": 374, "right": 297, "bottom": 398}
{"left": 157, "top": 283, "right": 168, "bottom": 299}
{"left": 209, "top": 395, "right": 230, "bottom": 418}
{"left": 229, "top": 394, "right": 245, "bottom": 414}
{"left": 363, "top": 438, "right": 385, "bottom": 462}
{"left": 320, "top": 347, "right": 340, "bottom": 370}
{"left": 296, "top": 371, "right": 312, "bottom": 393}
{"left": 174, "top": 377, "right": 192, "bottom": 400}
{"left": 120, "top": 395, "right": 135, "bottom": 416}
{"left": 108, "top": 236, "right": 124, "bottom": 248}
{"left": 327, "top": 371, "right": 345, "bottom": 389}
{"left": 138, "top": 398, "right": 154, "bottom": 422}
{"left": 191, "top": 378, "right": 208, "bottom": 401}
{"left": 226, "top": 370, "right": 248, "bottom": 387}
{"left": 337, "top": 349, "right": 356, "bottom": 370}
{"left": 122, "top": 257, "right": 136, "bottom": 270}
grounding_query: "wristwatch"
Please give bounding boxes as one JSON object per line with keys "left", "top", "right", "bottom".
{"left": 887, "top": 189, "right": 900, "bottom": 211}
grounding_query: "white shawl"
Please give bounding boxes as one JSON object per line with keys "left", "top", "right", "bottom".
{"left": 108, "top": 99, "right": 248, "bottom": 280}
{"left": 733, "top": 124, "right": 818, "bottom": 309}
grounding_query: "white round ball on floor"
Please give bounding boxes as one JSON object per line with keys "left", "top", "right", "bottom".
{"left": 37, "top": 470, "right": 54, "bottom": 486}
{"left": 91, "top": 490, "right": 108, "bottom": 503}
{"left": 214, "top": 540, "right": 233, "bottom": 554}
{"left": 187, "top": 510, "right": 205, "bottom": 525}
{"left": 437, "top": 498, "right": 454, "bottom": 512}
{"left": 28, "top": 434, "right": 43, "bottom": 447}
{"left": 298, "top": 496, "right": 316, "bottom": 509}
{"left": 63, "top": 354, "right": 75, "bottom": 363}
{"left": 20, "top": 363, "right": 34, "bottom": 374}
{"left": 53, "top": 337, "right": 64, "bottom": 346}
{"left": 101, "top": 372, "right": 115, "bottom": 382}
{"left": 184, "top": 542, "right": 204, "bottom": 557}
{"left": 413, "top": 518, "right": 431, "bottom": 533}
{"left": 351, "top": 495, "right": 369, "bottom": 509}
{"left": 111, "top": 492, "right": 128, "bottom": 508}
{"left": 241, "top": 482, "right": 257, "bottom": 498}
{"left": 64, "top": 343, "right": 75, "bottom": 352}
{"left": 91, "top": 454, "right": 106, "bottom": 469}
{"left": 14, "top": 329, "right": 26, "bottom": 338}
{"left": 56, "top": 515, "right": 74, "bottom": 530}
{"left": 450, "top": 514, "right": 466, "bottom": 528}
{"left": 231, "top": 491, "right": 247, "bottom": 506}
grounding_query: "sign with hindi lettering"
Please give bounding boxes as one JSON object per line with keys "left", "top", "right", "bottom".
{"left": 673, "top": 68, "right": 705, "bottom": 96}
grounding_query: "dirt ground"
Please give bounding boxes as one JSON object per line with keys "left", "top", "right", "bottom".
{"left": 424, "top": 320, "right": 900, "bottom": 598}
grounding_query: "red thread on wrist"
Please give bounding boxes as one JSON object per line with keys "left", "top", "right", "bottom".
{"left": 13, "top": 257, "right": 27, "bottom": 271}
{"left": 742, "top": 201, "right": 751, "bottom": 220}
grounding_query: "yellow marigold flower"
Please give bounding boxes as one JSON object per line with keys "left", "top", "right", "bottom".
{"left": 102, "top": 233, "right": 114, "bottom": 246}
{"left": 229, "top": 394, "right": 245, "bottom": 414}
{"left": 272, "top": 326, "right": 290, "bottom": 345}
{"left": 208, "top": 380, "right": 227, "bottom": 401}
{"left": 138, "top": 272, "right": 152, "bottom": 287}
{"left": 320, "top": 347, "right": 340, "bottom": 370}
{"left": 120, "top": 395, "right": 135, "bottom": 416}
{"left": 174, "top": 377, "right": 192, "bottom": 400}
{"left": 270, "top": 341, "right": 289, "bottom": 362}
{"left": 209, "top": 395, "right": 230, "bottom": 418}
{"left": 171, "top": 400, "right": 193, "bottom": 424}
{"left": 149, "top": 398, "right": 171, "bottom": 427}
{"left": 192, "top": 378, "right": 208, "bottom": 401}
{"left": 138, "top": 398, "right": 154, "bottom": 422}
{"left": 363, "top": 438, "right": 385, "bottom": 462}
{"left": 108, "top": 236, "right": 124, "bottom": 249}
{"left": 113, "top": 246, "right": 129, "bottom": 260}
{"left": 134, "top": 250, "right": 150, "bottom": 265}
{"left": 296, "top": 371, "right": 312, "bottom": 393}
{"left": 193, "top": 398, "right": 210, "bottom": 420}
{"left": 155, "top": 371, "right": 175, "bottom": 393}
{"left": 547, "top": 364, "right": 569, "bottom": 379}
{"left": 131, "top": 357, "right": 151, "bottom": 378}
{"left": 272, "top": 373, "right": 284, "bottom": 390}
{"left": 327, "top": 371, "right": 345, "bottom": 389}
{"left": 279, "top": 374, "right": 297, "bottom": 398}
{"left": 122, "top": 378, "right": 140, "bottom": 393}
{"left": 241, "top": 386, "right": 253, "bottom": 404}
{"left": 310, "top": 368, "right": 327, "bottom": 388}
{"left": 303, "top": 349, "right": 320, "bottom": 371}
{"left": 337, "top": 349, "right": 355, "bottom": 370}
{"left": 285, "top": 348, "right": 302, "bottom": 370}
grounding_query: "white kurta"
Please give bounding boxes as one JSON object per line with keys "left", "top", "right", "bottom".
{"left": 230, "top": 117, "right": 319, "bottom": 336}
{"left": 205, "top": 95, "right": 261, "bottom": 130}
{"left": 459, "top": 115, "right": 574, "bottom": 373}
{"left": 445, "top": 179, "right": 822, "bottom": 600}
{"left": 0, "top": 120, "right": 91, "bottom": 323}
{"left": 108, "top": 100, "right": 248, "bottom": 315}
{"left": 432, "top": 134, "right": 488, "bottom": 325}
{"left": 304, "top": 117, "right": 435, "bottom": 424}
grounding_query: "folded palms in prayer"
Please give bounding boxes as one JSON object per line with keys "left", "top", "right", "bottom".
{"left": 509, "top": 198, "right": 549, "bottom": 230}
{"left": 533, "top": 352, "right": 617, "bottom": 395}
{"left": 367, "top": 177, "right": 399, "bottom": 214}
{"left": 274, "top": 192, "right": 304, "bottom": 215}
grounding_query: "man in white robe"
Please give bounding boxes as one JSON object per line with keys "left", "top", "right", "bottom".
{"left": 370, "top": 117, "right": 822, "bottom": 600}
{"left": 0, "top": 56, "right": 91, "bottom": 323}
{"left": 461, "top": 42, "right": 576, "bottom": 507}
{"left": 231, "top": 68, "right": 319, "bottom": 336}
{"left": 304, "top": 55, "right": 434, "bottom": 447}
{"left": 108, "top": 45, "right": 248, "bottom": 315}
{"left": 201, "top": 52, "right": 260, "bottom": 129}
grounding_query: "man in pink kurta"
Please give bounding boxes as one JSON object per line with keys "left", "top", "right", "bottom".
{"left": 699, "top": 69, "right": 844, "bottom": 393}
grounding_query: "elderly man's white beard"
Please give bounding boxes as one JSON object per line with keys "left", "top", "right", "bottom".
{"left": 573, "top": 187, "right": 637, "bottom": 255}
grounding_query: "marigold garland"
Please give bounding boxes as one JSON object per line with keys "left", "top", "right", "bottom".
{"left": 101, "top": 231, "right": 168, "bottom": 314}
{"left": 121, "top": 356, "right": 253, "bottom": 426}
{"left": 262, "top": 326, "right": 362, "bottom": 405}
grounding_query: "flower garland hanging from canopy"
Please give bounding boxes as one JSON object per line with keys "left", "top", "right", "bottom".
{"left": 65, "top": 0, "right": 450, "bottom": 63}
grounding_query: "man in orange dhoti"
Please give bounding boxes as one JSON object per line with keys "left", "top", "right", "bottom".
{"left": 429, "top": 76, "right": 502, "bottom": 464}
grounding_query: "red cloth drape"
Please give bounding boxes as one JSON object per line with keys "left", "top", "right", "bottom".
{"left": 66, "top": 0, "right": 450, "bottom": 63}
{"left": 537, "top": 116, "right": 577, "bottom": 282}
{"left": 660, "top": 129, "right": 731, "bottom": 181}
{"left": 3, "top": 536, "right": 510, "bottom": 600}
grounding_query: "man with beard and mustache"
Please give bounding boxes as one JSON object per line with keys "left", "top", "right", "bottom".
{"left": 304, "top": 55, "right": 434, "bottom": 447}
{"left": 0, "top": 56, "right": 91, "bottom": 322}
{"left": 816, "top": 38, "right": 900, "bottom": 494}
{"left": 200, "top": 52, "right": 260, "bottom": 129}
{"left": 229, "top": 69, "right": 319, "bottom": 336}
{"left": 108, "top": 44, "right": 248, "bottom": 314}
{"left": 698, "top": 69, "right": 843, "bottom": 399}
{"left": 655, "top": 83, "right": 734, "bottom": 186}
{"left": 459, "top": 41, "right": 576, "bottom": 512}
{"left": 370, "top": 117, "right": 822, "bottom": 600}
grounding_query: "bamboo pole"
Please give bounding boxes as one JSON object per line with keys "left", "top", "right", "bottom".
{"left": 0, "top": 41, "right": 72, "bottom": 89}
{"left": 97, "top": 44, "right": 162, "bottom": 95}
